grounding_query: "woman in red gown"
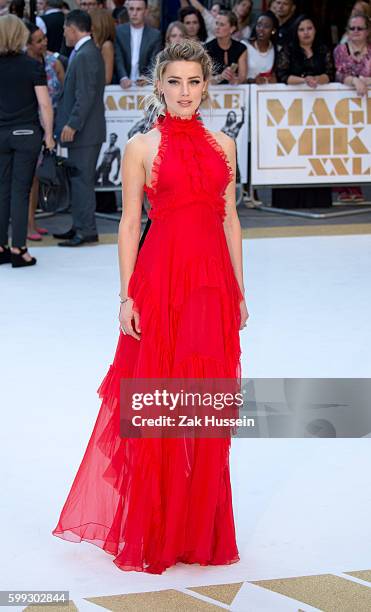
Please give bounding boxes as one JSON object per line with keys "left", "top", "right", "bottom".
{"left": 52, "top": 40, "right": 249, "bottom": 575}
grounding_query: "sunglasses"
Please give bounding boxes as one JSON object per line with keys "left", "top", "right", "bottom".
{"left": 348, "top": 26, "right": 367, "bottom": 31}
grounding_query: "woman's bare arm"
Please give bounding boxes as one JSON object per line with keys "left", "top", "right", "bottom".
{"left": 117, "top": 134, "right": 147, "bottom": 339}
{"left": 287, "top": 75, "right": 305, "bottom": 84}
{"left": 187, "top": 0, "right": 207, "bottom": 15}
{"left": 314, "top": 74, "right": 330, "bottom": 84}
{"left": 55, "top": 58, "right": 65, "bottom": 85}
{"left": 216, "top": 132, "right": 245, "bottom": 297}
{"left": 101, "top": 40, "right": 114, "bottom": 85}
{"left": 217, "top": 131, "right": 249, "bottom": 328}
{"left": 237, "top": 50, "right": 247, "bottom": 84}
{"left": 34, "top": 85, "right": 54, "bottom": 149}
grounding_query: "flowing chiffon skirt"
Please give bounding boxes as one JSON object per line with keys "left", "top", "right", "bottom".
{"left": 52, "top": 110, "right": 243, "bottom": 574}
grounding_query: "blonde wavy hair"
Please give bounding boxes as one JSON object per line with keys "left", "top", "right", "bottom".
{"left": 143, "top": 39, "right": 214, "bottom": 121}
{"left": 0, "top": 14, "right": 29, "bottom": 55}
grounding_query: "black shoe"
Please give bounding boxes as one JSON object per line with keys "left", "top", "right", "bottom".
{"left": 58, "top": 234, "right": 99, "bottom": 247}
{"left": 11, "top": 247, "right": 37, "bottom": 268}
{"left": 53, "top": 228, "right": 76, "bottom": 240}
{"left": 0, "top": 245, "right": 11, "bottom": 265}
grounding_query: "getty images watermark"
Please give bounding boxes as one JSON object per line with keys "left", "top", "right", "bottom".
{"left": 120, "top": 378, "right": 251, "bottom": 438}
{"left": 119, "top": 378, "right": 371, "bottom": 438}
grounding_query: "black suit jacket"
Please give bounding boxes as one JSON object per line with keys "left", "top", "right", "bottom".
{"left": 56, "top": 38, "right": 106, "bottom": 148}
{"left": 114, "top": 23, "right": 162, "bottom": 81}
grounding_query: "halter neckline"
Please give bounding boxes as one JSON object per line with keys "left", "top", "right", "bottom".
{"left": 158, "top": 109, "right": 203, "bottom": 131}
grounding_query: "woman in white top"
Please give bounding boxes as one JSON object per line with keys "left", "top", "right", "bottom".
{"left": 246, "top": 11, "right": 278, "bottom": 83}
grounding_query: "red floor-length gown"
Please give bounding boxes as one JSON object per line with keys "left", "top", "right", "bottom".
{"left": 52, "top": 109, "right": 244, "bottom": 574}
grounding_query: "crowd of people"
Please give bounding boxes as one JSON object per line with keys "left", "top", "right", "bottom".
{"left": 0, "top": 0, "right": 370, "bottom": 266}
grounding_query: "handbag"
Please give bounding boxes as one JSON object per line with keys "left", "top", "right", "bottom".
{"left": 36, "top": 148, "right": 73, "bottom": 213}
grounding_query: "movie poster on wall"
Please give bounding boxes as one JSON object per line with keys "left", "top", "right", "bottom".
{"left": 95, "top": 85, "right": 249, "bottom": 190}
{"left": 250, "top": 83, "right": 371, "bottom": 186}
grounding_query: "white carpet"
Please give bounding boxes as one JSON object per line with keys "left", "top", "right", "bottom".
{"left": 1, "top": 235, "right": 370, "bottom": 610}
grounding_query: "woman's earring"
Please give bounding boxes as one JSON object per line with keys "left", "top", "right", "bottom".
{"left": 201, "top": 90, "right": 208, "bottom": 101}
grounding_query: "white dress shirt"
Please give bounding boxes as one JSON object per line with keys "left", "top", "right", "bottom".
{"left": 129, "top": 25, "right": 144, "bottom": 82}
{"left": 36, "top": 16, "right": 47, "bottom": 35}
{"left": 74, "top": 34, "right": 92, "bottom": 53}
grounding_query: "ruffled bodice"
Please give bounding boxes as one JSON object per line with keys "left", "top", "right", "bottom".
{"left": 144, "top": 110, "right": 233, "bottom": 221}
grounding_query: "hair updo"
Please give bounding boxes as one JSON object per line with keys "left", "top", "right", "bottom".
{"left": 143, "top": 39, "right": 213, "bottom": 120}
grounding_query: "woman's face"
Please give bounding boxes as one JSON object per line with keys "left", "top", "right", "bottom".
{"left": 158, "top": 60, "right": 206, "bottom": 118}
{"left": 215, "top": 15, "right": 234, "bottom": 39}
{"left": 28, "top": 28, "right": 47, "bottom": 57}
{"left": 297, "top": 19, "right": 316, "bottom": 47}
{"left": 210, "top": 3, "right": 221, "bottom": 19}
{"left": 168, "top": 26, "right": 185, "bottom": 44}
{"left": 234, "top": 0, "right": 252, "bottom": 19}
{"left": 183, "top": 14, "right": 200, "bottom": 38}
{"left": 347, "top": 16, "right": 369, "bottom": 45}
{"left": 255, "top": 16, "right": 275, "bottom": 42}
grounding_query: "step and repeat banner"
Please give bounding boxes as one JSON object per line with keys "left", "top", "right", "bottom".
{"left": 96, "top": 83, "right": 370, "bottom": 190}
{"left": 95, "top": 85, "right": 249, "bottom": 190}
{"left": 250, "top": 83, "right": 371, "bottom": 186}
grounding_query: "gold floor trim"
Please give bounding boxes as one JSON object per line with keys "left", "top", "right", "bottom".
{"left": 345, "top": 569, "right": 371, "bottom": 583}
{"left": 188, "top": 582, "right": 244, "bottom": 605}
{"left": 23, "top": 570, "right": 371, "bottom": 611}
{"left": 241, "top": 223, "right": 371, "bottom": 239}
{"left": 251, "top": 573, "right": 371, "bottom": 612}
{"left": 26, "top": 234, "right": 118, "bottom": 247}
{"left": 26, "top": 222, "right": 371, "bottom": 248}
{"left": 86, "top": 589, "right": 225, "bottom": 611}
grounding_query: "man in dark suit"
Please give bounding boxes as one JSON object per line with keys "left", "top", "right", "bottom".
{"left": 114, "top": 0, "right": 162, "bottom": 89}
{"left": 54, "top": 10, "right": 106, "bottom": 247}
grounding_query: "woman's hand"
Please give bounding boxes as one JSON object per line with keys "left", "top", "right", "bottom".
{"left": 119, "top": 298, "right": 141, "bottom": 340}
{"left": 239, "top": 298, "right": 249, "bottom": 330}
{"left": 45, "top": 134, "right": 56, "bottom": 150}
{"left": 255, "top": 75, "right": 268, "bottom": 85}
{"left": 221, "top": 67, "right": 235, "bottom": 82}
{"left": 304, "top": 76, "right": 318, "bottom": 88}
{"left": 353, "top": 76, "right": 368, "bottom": 97}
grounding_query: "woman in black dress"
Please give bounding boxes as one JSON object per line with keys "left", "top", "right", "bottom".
{"left": 205, "top": 10, "right": 247, "bottom": 85}
{"left": 273, "top": 14, "right": 335, "bottom": 208}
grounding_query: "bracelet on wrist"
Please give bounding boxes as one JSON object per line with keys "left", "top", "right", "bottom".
{"left": 119, "top": 294, "right": 134, "bottom": 304}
